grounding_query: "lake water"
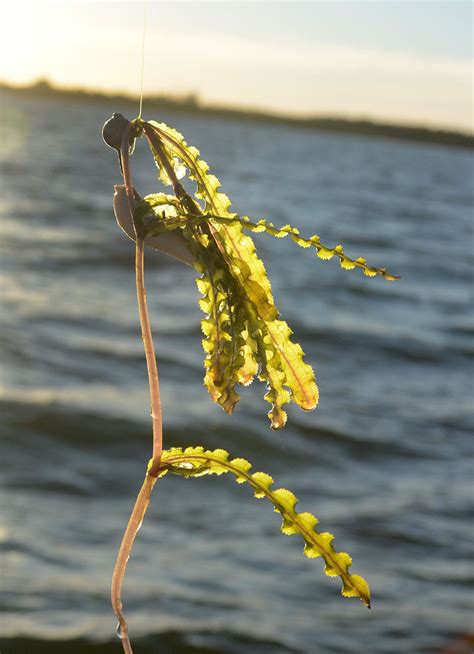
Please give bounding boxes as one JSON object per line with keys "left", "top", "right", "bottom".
{"left": 1, "top": 93, "right": 473, "bottom": 654}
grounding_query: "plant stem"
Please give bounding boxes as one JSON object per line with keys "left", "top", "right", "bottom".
{"left": 135, "top": 235, "right": 163, "bottom": 465}
{"left": 120, "top": 122, "right": 163, "bottom": 466}
{"left": 110, "top": 120, "right": 164, "bottom": 654}
{"left": 111, "top": 472, "right": 158, "bottom": 653}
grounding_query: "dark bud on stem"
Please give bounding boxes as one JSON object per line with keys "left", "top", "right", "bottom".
{"left": 102, "top": 113, "right": 139, "bottom": 171}
{"left": 102, "top": 113, "right": 130, "bottom": 151}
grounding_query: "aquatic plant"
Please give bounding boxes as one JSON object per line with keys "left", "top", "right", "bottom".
{"left": 102, "top": 112, "right": 398, "bottom": 653}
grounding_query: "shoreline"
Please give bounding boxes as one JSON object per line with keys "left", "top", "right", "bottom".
{"left": 2, "top": 80, "right": 472, "bottom": 150}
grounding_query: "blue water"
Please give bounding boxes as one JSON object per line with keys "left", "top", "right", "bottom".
{"left": 1, "top": 93, "right": 473, "bottom": 654}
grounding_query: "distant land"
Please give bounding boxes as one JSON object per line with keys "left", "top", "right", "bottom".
{"left": 2, "top": 79, "right": 473, "bottom": 150}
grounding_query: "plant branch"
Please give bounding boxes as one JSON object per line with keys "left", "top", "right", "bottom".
{"left": 120, "top": 123, "right": 163, "bottom": 465}
{"left": 111, "top": 472, "right": 158, "bottom": 654}
{"left": 135, "top": 236, "right": 163, "bottom": 465}
{"left": 119, "top": 123, "right": 140, "bottom": 239}
{"left": 110, "top": 121, "right": 164, "bottom": 654}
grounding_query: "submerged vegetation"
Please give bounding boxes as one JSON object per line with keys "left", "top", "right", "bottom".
{"left": 102, "top": 110, "right": 399, "bottom": 653}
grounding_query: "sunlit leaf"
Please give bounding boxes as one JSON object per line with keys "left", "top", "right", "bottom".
{"left": 143, "top": 121, "right": 320, "bottom": 426}
{"left": 138, "top": 119, "right": 399, "bottom": 427}
{"left": 156, "top": 447, "right": 371, "bottom": 608}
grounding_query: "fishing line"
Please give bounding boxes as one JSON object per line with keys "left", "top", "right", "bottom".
{"left": 138, "top": 0, "right": 148, "bottom": 119}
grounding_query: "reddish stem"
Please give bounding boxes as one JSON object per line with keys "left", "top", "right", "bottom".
{"left": 119, "top": 123, "right": 163, "bottom": 465}
{"left": 110, "top": 121, "right": 164, "bottom": 654}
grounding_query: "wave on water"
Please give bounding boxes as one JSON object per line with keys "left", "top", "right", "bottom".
{"left": 1, "top": 95, "right": 473, "bottom": 654}
{"left": 0, "top": 631, "right": 301, "bottom": 654}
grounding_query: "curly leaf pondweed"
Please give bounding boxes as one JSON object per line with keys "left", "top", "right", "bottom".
{"left": 102, "top": 111, "right": 397, "bottom": 653}
{"left": 158, "top": 447, "right": 371, "bottom": 607}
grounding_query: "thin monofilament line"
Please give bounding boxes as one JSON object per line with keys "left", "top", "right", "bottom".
{"left": 138, "top": 1, "right": 148, "bottom": 119}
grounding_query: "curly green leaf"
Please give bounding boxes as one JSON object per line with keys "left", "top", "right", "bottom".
{"left": 155, "top": 446, "right": 371, "bottom": 608}
{"left": 185, "top": 226, "right": 244, "bottom": 414}
{"left": 137, "top": 132, "right": 319, "bottom": 426}
{"left": 208, "top": 214, "right": 399, "bottom": 281}
{"left": 141, "top": 202, "right": 398, "bottom": 282}
{"left": 139, "top": 119, "right": 398, "bottom": 428}
{"left": 146, "top": 120, "right": 278, "bottom": 316}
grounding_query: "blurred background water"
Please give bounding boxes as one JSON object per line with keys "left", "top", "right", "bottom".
{"left": 0, "top": 93, "right": 473, "bottom": 653}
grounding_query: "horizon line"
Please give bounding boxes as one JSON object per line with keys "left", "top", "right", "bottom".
{"left": 3, "top": 77, "right": 473, "bottom": 148}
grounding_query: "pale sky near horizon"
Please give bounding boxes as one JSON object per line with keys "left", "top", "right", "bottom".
{"left": 1, "top": 1, "right": 472, "bottom": 131}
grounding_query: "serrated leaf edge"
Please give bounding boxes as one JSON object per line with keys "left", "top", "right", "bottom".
{"left": 155, "top": 447, "right": 371, "bottom": 608}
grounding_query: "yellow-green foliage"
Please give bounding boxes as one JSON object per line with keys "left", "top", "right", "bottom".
{"left": 154, "top": 446, "right": 371, "bottom": 608}
{"left": 136, "top": 119, "right": 397, "bottom": 428}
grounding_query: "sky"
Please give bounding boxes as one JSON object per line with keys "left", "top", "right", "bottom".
{"left": 1, "top": 1, "right": 472, "bottom": 131}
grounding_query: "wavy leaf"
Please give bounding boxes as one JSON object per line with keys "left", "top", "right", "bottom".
{"left": 185, "top": 226, "right": 244, "bottom": 414}
{"left": 141, "top": 122, "right": 319, "bottom": 426}
{"left": 147, "top": 121, "right": 276, "bottom": 316}
{"left": 155, "top": 447, "right": 371, "bottom": 608}
{"left": 140, "top": 119, "right": 399, "bottom": 427}
{"left": 141, "top": 202, "right": 398, "bottom": 282}
{"left": 202, "top": 214, "right": 399, "bottom": 281}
